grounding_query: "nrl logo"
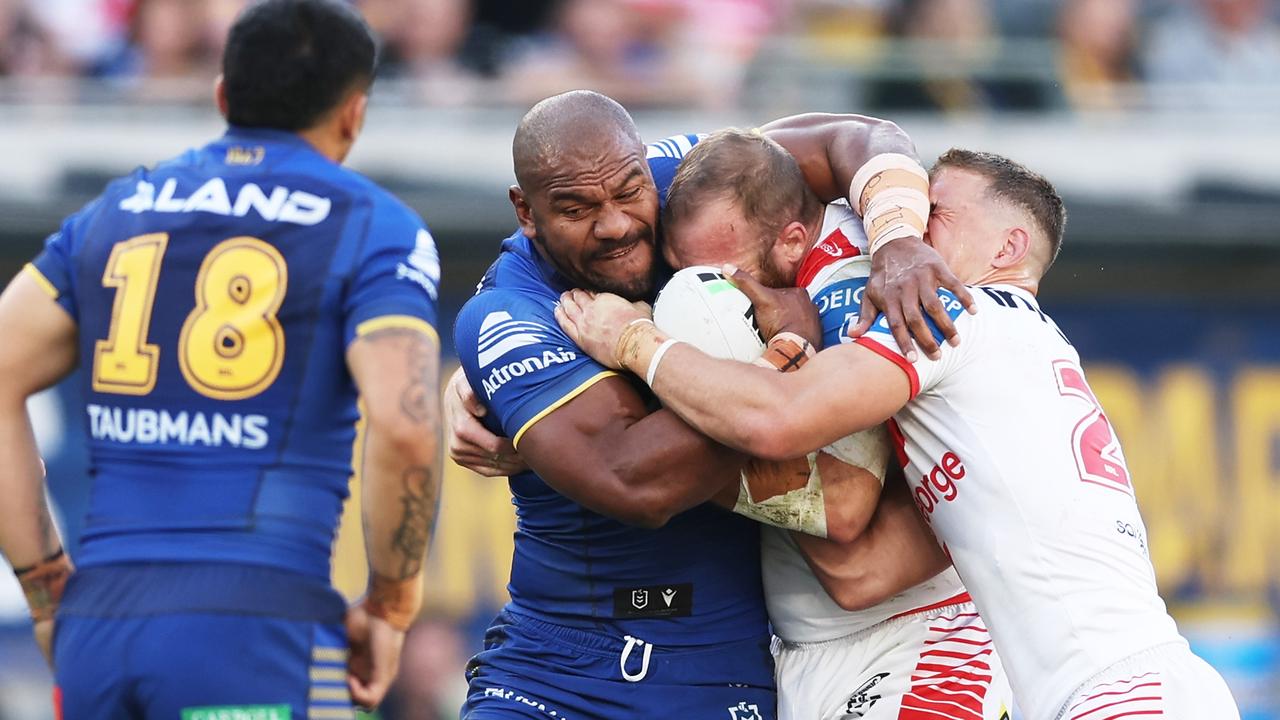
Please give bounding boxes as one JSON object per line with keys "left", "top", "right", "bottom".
{"left": 631, "top": 589, "right": 648, "bottom": 609}
{"left": 727, "top": 701, "right": 763, "bottom": 720}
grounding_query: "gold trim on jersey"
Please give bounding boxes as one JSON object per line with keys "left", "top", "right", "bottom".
{"left": 23, "top": 263, "right": 59, "bottom": 299}
{"left": 512, "top": 371, "right": 618, "bottom": 449}
{"left": 355, "top": 315, "right": 439, "bottom": 344}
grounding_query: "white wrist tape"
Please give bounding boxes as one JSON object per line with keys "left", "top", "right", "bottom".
{"left": 848, "top": 153, "right": 930, "bottom": 255}
{"left": 645, "top": 338, "right": 679, "bottom": 387}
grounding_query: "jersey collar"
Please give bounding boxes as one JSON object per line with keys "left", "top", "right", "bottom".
{"left": 794, "top": 227, "right": 861, "bottom": 289}
{"left": 501, "top": 232, "right": 577, "bottom": 295}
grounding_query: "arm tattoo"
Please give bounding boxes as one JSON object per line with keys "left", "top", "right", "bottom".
{"left": 390, "top": 466, "right": 437, "bottom": 580}
{"left": 399, "top": 336, "right": 434, "bottom": 423}
{"left": 360, "top": 327, "right": 436, "bottom": 424}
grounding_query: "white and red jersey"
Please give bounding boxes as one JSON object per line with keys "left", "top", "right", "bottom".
{"left": 764, "top": 202, "right": 969, "bottom": 643}
{"left": 856, "top": 282, "right": 1185, "bottom": 718}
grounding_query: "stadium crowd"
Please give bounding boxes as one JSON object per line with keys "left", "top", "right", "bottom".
{"left": 1, "top": 0, "right": 1279, "bottom": 111}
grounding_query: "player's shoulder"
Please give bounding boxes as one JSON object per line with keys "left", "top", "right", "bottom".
{"left": 457, "top": 288, "right": 557, "bottom": 346}
{"left": 645, "top": 133, "right": 703, "bottom": 161}
{"left": 646, "top": 132, "right": 706, "bottom": 201}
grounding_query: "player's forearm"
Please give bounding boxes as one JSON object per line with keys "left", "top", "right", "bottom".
{"left": 625, "top": 336, "right": 839, "bottom": 461}
{"left": 361, "top": 412, "right": 440, "bottom": 570}
{"left": 348, "top": 328, "right": 442, "bottom": 629}
{"left": 795, "top": 477, "right": 950, "bottom": 612}
{"left": 0, "top": 398, "right": 62, "bottom": 568}
{"left": 602, "top": 408, "right": 743, "bottom": 526}
{"left": 761, "top": 113, "right": 918, "bottom": 204}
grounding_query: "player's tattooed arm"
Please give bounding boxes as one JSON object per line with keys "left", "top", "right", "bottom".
{"left": 389, "top": 465, "right": 435, "bottom": 580}
{"left": 347, "top": 326, "right": 442, "bottom": 630}
{"left": 0, "top": 271, "right": 79, "bottom": 666}
{"left": 794, "top": 470, "right": 951, "bottom": 611}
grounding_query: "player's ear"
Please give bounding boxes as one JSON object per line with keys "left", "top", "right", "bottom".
{"left": 214, "top": 76, "right": 229, "bottom": 120}
{"left": 510, "top": 185, "right": 537, "bottom": 239}
{"left": 339, "top": 91, "right": 369, "bottom": 143}
{"left": 774, "top": 220, "right": 809, "bottom": 266}
{"left": 992, "top": 226, "right": 1031, "bottom": 269}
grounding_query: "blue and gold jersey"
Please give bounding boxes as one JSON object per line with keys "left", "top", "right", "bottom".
{"left": 27, "top": 127, "right": 439, "bottom": 582}
{"left": 453, "top": 134, "right": 768, "bottom": 646}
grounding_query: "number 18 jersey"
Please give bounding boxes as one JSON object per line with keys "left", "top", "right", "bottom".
{"left": 855, "top": 285, "right": 1184, "bottom": 719}
{"left": 26, "top": 127, "right": 440, "bottom": 583}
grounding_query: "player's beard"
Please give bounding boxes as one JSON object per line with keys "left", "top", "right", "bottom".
{"left": 583, "top": 228, "right": 661, "bottom": 302}
{"left": 756, "top": 244, "right": 792, "bottom": 289}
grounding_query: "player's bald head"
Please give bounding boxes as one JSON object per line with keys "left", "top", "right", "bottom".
{"left": 512, "top": 91, "right": 644, "bottom": 191}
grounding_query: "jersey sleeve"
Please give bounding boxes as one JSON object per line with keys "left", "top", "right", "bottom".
{"left": 454, "top": 293, "right": 617, "bottom": 448}
{"left": 343, "top": 198, "right": 440, "bottom": 345}
{"left": 646, "top": 133, "right": 704, "bottom": 206}
{"left": 26, "top": 196, "right": 104, "bottom": 321}
{"left": 853, "top": 288, "right": 969, "bottom": 398}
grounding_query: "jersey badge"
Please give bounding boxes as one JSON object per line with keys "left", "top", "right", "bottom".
{"left": 727, "top": 701, "right": 763, "bottom": 720}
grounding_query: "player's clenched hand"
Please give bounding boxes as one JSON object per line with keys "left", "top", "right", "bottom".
{"left": 848, "top": 238, "right": 976, "bottom": 362}
{"left": 723, "top": 264, "right": 823, "bottom": 348}
{"left": 444, "top": 367, "right": 525, "bottom": 477}
{"left": 555, "top": 289, "right": 653, "bottom": 369}
{"left": 345, "top": 601, "right": 405, "bottom": 711}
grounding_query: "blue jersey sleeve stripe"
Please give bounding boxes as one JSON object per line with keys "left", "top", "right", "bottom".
{"left": 354, "top": 315, "right": 439, "bottom": 344}
{"left": 22, "top": 263, "right": 59, "bottom": 299}
{"left": 511, "top": 370, "right": 618, "bottom": 449}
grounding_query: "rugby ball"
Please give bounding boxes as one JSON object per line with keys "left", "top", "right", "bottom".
{"left": 653, "top": 266, "right": 765, "bottom": 362}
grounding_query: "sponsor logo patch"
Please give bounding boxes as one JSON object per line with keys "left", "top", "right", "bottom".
{"left": 613, "top": 583, "right": 692, "bottom": 618}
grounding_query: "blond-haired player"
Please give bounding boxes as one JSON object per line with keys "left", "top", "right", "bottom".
{"left": 558, "top": 148, "right": 1241, "bottom": 720}
{"left": 656, "top": 129, "right": 1014, "bottom": 720}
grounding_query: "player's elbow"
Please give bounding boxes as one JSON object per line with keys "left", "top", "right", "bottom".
{"left": 825, "top": 567, "right": 890, "bottom": 612}
{"left": 365, "top": 404, "right": 441, "bottom": 466}
{"left": 824, "top": 510, "right": 872, "bottom": 547}
{"left": 606, "top": 486, "right": 680, "bottom": 529}
{"left": 743, "top": 417, "right": 813, "bottom": 463}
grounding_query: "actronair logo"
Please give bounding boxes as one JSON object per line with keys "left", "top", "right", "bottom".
{"left": 477, "top": 311, "right": 577, "bottom": 398}
{"left": 477, "top": 311, "right": 545, "bottom": 366}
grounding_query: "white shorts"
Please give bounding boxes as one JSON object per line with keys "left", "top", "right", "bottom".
{"left": 774, "top": 601, "right": 1013, "bottom": 720}
{"left": 1057, "top": 641, "right": 1240, "bottom": 720}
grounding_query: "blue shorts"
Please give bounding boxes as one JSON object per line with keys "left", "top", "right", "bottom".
{"left": 52, "top": 563, "right": 353, "bottom": 720}
{"left": 462, "top": 609, "right": 776, "bottom": 720}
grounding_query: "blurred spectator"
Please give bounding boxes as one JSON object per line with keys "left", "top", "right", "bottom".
{"left": 25, "top": 0, "right": 126, "bottom": 73}
{"left": 1057, "top": 0, "right": 1140, "bottom": 110}
{"left": 501, "top": 0, "right": 688, "bottom": 107}
{"left": 460, "top": 0, "right": 559, "bottom": 77}
{"left": 864, "top": 0, "right": 998, "bottom": 112}
{"left": 366, "top": 0, "right": 481, "bottom": 105}
{"left": 380, "top": 617, "right": 470, "bottom": 720}
{"left": 863, "top": 0, "right": 1047, "bottom": 113}
{"left": 0, "top": 0, "right": 71, "bottom": 76}
{"left": 502, "top": 0, "right": 776, "bottom": 110}
{"left": 1143, "top": 0, "right": 1280, "bottom": 110}
{"left": 95, "top": 0, "right": 233, "bottom": 100}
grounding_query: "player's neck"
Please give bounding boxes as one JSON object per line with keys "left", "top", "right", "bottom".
{"left": 975, "top": 267, "right": 1039, "bottom": 296}
{"left": 295, "top": 127, "right": 352, "bottom": 165}
{"left": 800, "top": 209, "right": 825, "bottom": 256}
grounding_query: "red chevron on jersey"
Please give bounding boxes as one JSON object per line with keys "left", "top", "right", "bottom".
{"left": 795, "top": 228, "right": 860, "bottom": 288}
